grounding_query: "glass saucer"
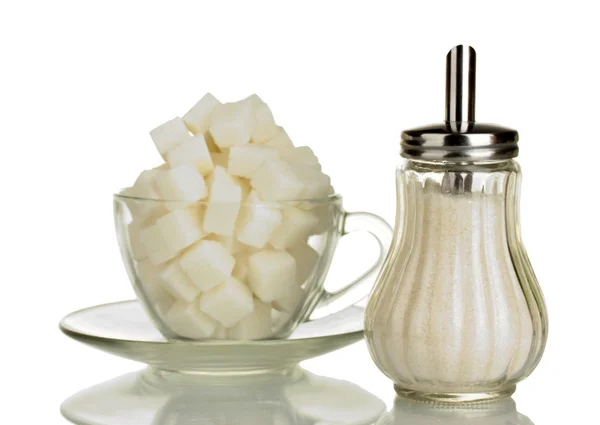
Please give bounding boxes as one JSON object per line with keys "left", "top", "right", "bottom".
{"left": 61, "top": 366, "right": 386, "bottom": 425}
{"left": 60, "top": 300, "right": 364, "bottom": 372}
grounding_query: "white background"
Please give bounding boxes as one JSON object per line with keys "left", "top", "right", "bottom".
{"left": 2, "top": 1, "right": 598, "bottom": 423}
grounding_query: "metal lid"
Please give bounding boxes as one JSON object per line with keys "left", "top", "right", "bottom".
{"left": 401, "top": 45, "right": 519, "bottom": 161}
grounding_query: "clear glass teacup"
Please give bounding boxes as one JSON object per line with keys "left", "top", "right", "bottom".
{"left": 114, "top": 192, "right": 392, "bottom": 341}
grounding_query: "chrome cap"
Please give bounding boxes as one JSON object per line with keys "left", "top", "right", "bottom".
{"left": 401, "top": 45, "right": 519, "bottom": 161}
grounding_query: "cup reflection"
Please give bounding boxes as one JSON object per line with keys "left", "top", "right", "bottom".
{"left": 61, "top": 366, "right": 386, "bottom": 425}
{"left": 376, "top": 396, "right": 534, "bottom": 425}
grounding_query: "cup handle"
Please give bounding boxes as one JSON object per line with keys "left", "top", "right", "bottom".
{"left": 310, "top": 211, "right": 393, "bottom": 320}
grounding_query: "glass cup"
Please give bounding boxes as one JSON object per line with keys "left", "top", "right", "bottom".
{"left": 114, "top": 193, "right": 392, "bottom": 341}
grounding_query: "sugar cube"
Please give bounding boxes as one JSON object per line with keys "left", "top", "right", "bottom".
{"left": 155, "top": 165, "right": 208, "bottom": 208}
{"left": 128, "top": 216, "right": 157, "bottom": 261}
{"left": 165, "top": 301, "right": 218, "bottom": 339}
{"left": 155, "top": 207, "right": 206, "bottom": 254}
{"left": 228, "top": 298, "right": 272, "bottom": 340}
{"left": 183, "top": 93, "right": 221, "bottom": 135}
{"left": 243, "top": 94, "right": 265, "bottom": 109}
{"left": 150, "top": 117, "right": 192, "bottom": 157}
{"left": 289, "top": 164, "right": 332, "bottom": 199}
{"left": 180, "top": 240, "right": 235, "bottom": 291}
{"left": 204, "top": 166, "right": 242, "bottom": 236}
{"left": 209, "top": 101, "right": 253, "bottom": 148}
{"left": 270, "top": 208, "right": 319, "bottom": 249}
{"left": 158, "top": 260, "right": 200, "bottom": 302}
{"left": 280, "top": 146, "right": 320, "bottom": 167}
{"left": 273, "top": 285, "right": 305, "bottom": 313}
{"left": 236, "top": 191, "right": 282, "bottom": 248}
{"left": 287, "top": 243, "right": 319, "bottom": 284}
{"left": 166, "top": 134, "right": 214, "bottom": 176}
{"left": 131, "top": 168, "right": 162, "bottom": 199}
{"left": 251, "top": 159, "right": 304, "bottom": 201}
{"left": 125, "top": 167, "right": 167, "bottom": 218}
{"left": 228, "top": 145, "right": 279, "bottom": 179}
{"left": 136, "top": 259, "right": 175, "bottom": 313}
{"left": 247, "top": 250, "right": 297, "bottom": 302}
{"left": 250, "top": 103, "right": 279, "bottom": 144}
{"left": 199, "top": 277, "right": 254, "bottom": 327}
{"left": 139, "top": 223, "right": 178, "bottom": 265}
{"left": 263, "top": 126, "right": 294, "bottom": 149}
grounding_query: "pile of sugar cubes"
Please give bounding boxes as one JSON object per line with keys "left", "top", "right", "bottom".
{"left": 123, "top": 94, "right": 334, "bottom": 340}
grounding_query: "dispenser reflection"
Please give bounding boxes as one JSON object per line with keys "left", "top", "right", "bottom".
{"left": 376, "top": 396, "right": 534, "bottom": 425}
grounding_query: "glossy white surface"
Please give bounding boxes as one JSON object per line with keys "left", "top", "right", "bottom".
{"left": 4, "top": 1, "right": 600, "bottom": 423}
{"left": 58, "top": 339, "right": 591, "bottom": 424}
{"left": 62, "top": 367, "right": 387, "bottom": 425}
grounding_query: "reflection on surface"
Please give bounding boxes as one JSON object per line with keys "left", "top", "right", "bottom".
{"left": 376, "top": 396, "right": 534, "bottom": 425}
{"left": 61, "top": 366, "right": 386, "bottom": 425}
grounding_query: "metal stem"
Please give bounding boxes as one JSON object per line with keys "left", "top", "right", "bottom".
{"left": 445, "top": 45, "right": 476, "bottom": 124}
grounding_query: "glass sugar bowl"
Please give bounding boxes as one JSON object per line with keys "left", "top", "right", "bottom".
{"left": 365, "top": 46, "right": 548, "bottom": 403}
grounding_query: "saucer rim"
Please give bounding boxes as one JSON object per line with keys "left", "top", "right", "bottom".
{"left": 59, "top": 299, "right": 364, "bottom": 347}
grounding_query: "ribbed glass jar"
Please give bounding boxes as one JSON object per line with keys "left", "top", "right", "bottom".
{"left": 365, "top": 159, "right": 548, "bottom": 403}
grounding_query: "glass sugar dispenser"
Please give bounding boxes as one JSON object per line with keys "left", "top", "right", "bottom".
{"left": 365, "top": 45, "right": 548, "bottom": 403}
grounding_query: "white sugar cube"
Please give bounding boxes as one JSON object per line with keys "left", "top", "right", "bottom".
{"left": 199, "top": 277, "right": 254, "bottom": 327}
{"left": 155, "top": 165, "right": 208, "bottom": 208}
{"left": 155, "top": 207, "right": 206, "bottom": 253}
{"left": 180, "top": 240, "right": 235, "bottom": 291}
{"left": 236, "top": 191, "right": 282, "bottom": 248}
{"left": 125, "top": 167, "right": 167, "bottom": 218}
{"left": 204, "top": 166, "right": 242, "bottom": 236}
{"left": 131, "top": 168, "right": 162, "bottom": 199}
{"left": 128, "top": 216, "right": 156, "bottom": 261}
{"left": 270, "top": 208, "right": 319, "bottom": 249}
{"left": 232, "top": 252, "right": 251, "bottom": 281}
{"left": 280, "top": 146, "right": 320, "bottom": 167}
{"left": 139, "top": 224, "right": 178, "bottom": 265}
{"left": 228, "top": 298, "right": 272, "bottom": 340}
{"left": 248, "top": 250, "right": 297, "bottom": 302}
{"left": 165, "top": 301, "right": 217, "bottom": 339}
{"left": 263, "top": 126, "right": 294, "bottom": 149}
{"left": 183, "top": 93, "right": 221, "bottom": 135}
{"left": 287, "top": 243, "right": 319, "bottom": 284}
{"left": 273, "top": 285, "right": 305, "bottom": 313}
{"left": 290, "top": 164, "right": 333, "bottom": 199}
{"left": 136, "top": 259, "right": 175, "bottom": 313}
{"left": 243, "top": 94, "right": 265, "bottom": 109}
{"left": 251, "top": 159, "right": 304, "bottom": 201}
{"left": 158, "top": 260, "right": 200, "bottom": 302}
{"left": 150, "top": 117, "right": 192, "bottom": 157}
{"left": 250, "top": 103, "right": 279, "bottom": 144}
{"left": 228, "top": 145, "right": 279, "bottom": 179}
{"left": 209, "top": 101, "right": 253, "bottom": 148}
{"left": 166, "top": 134, "right": 214, "bottom": 176}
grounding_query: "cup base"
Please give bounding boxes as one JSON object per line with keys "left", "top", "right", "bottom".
{"left": 394, "top": 385, "right": 516, "bottom": 404}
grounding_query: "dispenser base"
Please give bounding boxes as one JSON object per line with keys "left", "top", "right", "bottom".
{"left": 394, "top": 385, "right": 516, "bottom": 404}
